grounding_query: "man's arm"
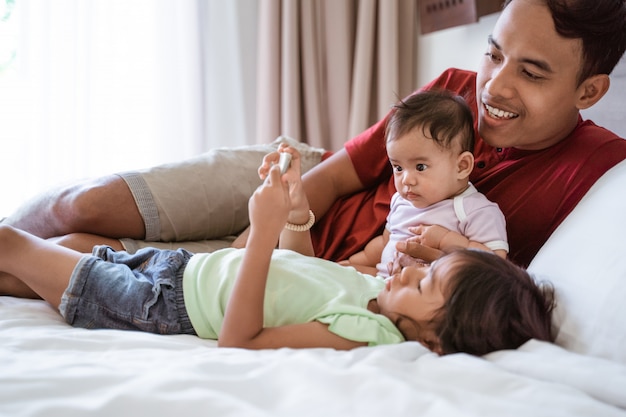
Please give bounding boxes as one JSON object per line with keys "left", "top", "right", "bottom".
{"left": 301, "top": 149, "right": 365, "bottom": 221}
{"left": 232, "top": 148, "right": 365, "bottom": 250}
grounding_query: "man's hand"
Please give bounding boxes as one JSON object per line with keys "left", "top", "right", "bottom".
{"left": 396, "top": 239, "right": 444, "bottom": 261}
{"left": 390, "top": 240, "right": 444, "bottom": 275}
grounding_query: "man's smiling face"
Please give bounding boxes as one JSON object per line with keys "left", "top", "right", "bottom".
{"left": 476, "top": 0, "right": 585, "bottom": 151}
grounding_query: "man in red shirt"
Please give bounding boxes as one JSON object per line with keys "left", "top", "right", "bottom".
{"left": 3, "top": 0, "right": 626, "bottom": 287}
{"left": 304, "top": 0, "right": 626, "bottom": 267}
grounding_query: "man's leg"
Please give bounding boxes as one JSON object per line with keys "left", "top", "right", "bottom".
{"left": 3, "top": 175, "right": 145, "bottom": 240}
{"left": 3, "top": 136, "right": 325, "bottom": 249}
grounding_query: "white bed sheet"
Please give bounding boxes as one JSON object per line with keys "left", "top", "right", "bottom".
{"left": 3, "top": 151, "right": 626, "bottom": 417}
{"left": 1, "top": 296, "right": 625, "bottom": 417}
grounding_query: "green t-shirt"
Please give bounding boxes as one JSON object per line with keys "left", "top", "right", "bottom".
{"left": 182, "top": 248, "right": 404, "bottom": 346}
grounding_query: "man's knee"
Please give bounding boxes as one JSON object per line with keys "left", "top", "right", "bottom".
{"left": 51, "top": 179, "right": 109, "bottom": 228}
{"left": 52, "top": 175, "right": 143, "bottom": 237}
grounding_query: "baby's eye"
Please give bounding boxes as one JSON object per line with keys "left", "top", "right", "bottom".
{"left": 393, "top": 165, "right": 403, "bottom": 173}
{"left": 416, "top": 164, "right": 427, "bottom": 172}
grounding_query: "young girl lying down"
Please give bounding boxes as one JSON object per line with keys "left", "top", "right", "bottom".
{"left": 0, "top": 146, "right": 554, "bottom": 355}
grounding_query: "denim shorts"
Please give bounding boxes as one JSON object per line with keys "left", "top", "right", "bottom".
{"left": 59, "top": 246, "right": 197, "bottom": 335}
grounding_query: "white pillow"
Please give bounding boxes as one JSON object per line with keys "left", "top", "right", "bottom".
{"left": 528, "top": 159, "right": 626, "bottom": 365}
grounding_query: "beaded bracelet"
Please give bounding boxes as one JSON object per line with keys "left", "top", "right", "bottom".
{"left": 284, "top": 210, "right": 315, "bottom": 232}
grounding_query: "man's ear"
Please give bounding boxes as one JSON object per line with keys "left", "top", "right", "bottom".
{"left": 456, "top": 151, "right": 474, "bottom": 179}
{"left": 576, "top": 74, "right": 610, "bottom": 110}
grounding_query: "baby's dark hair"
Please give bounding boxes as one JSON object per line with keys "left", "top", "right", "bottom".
{"left": 432, "top": 250, "right": 555, "bottom": 356}
{"left": 503, "top": 0, "right": 626, "bottom": 85}
{"left": 386, "top": 89, "right": 475, "bottom": 153}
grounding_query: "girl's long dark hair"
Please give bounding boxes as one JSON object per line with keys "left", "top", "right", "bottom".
{"left": 433, "top": 250, "right": 555, "bottom": 356}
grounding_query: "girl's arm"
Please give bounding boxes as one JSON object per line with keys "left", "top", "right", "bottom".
{"left": 219, "top": 150, "right": 366, "bottom": 350}
{"left": 276, "top": 150, "right": 315, "bottom": 256}
{"left": 231, "top": 147, "right": 365, "bottom": 251}
{"left": 263, "top": 146, "right": 317, "bottom": 256}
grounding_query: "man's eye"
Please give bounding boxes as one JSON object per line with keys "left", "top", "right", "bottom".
{"left": 416, "top": 164, "right": 427, "bottom": 172}
{"left": 484, "top": 50, "right": 501, "bottom": 63}
{"left": 522, "top": 69, "right": 542, "bottom": 81}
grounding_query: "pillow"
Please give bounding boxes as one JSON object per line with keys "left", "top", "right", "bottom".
{"left": 119, "top": 136, "right": 325, "bottom": 254}
{"left": 528, "top": 159, "right": 626, "bottom": 364}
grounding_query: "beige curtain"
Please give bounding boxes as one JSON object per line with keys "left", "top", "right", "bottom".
{"left": 256, "top": 0, "right": 418, "bottom": 151}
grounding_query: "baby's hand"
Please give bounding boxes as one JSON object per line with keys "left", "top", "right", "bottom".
{"left": 408, "top": 224, "right": 449, "bottom": 249}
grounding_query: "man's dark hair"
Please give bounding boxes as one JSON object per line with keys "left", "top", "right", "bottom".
{"left": 504, "top": 0, "right": 626, "bottom": 85}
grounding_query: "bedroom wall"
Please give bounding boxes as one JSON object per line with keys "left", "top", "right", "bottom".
{"left": 416, "top": 11, "right": 626, "bottom": 137}
{"left": 416, "top": 13, "right": 498, "bottom": 87}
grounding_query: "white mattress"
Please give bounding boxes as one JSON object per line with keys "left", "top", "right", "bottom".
{"left": 1, "top": 295, "right": 625, "bottom": 417}
{"left": 2, "top": 158, "right": 626, "bottom": 417}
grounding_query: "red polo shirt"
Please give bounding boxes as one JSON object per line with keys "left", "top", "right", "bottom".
{"left": 311, "top": 68, "right": 626, "bottom": 267}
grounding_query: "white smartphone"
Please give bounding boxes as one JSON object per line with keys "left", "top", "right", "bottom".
{"left": 278, "top": 152, "right": 292, "bottom": 174}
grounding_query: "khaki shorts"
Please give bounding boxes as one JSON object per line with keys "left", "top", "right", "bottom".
{"left": 117, "top": 137, "right": 325, "bottom": 253}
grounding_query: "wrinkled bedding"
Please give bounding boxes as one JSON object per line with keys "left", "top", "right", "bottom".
{"left": 2, "top": 159, "right": 626, "bottom": 417}
{"left": 1, "top": 296, "right": 625, "bottom": 417}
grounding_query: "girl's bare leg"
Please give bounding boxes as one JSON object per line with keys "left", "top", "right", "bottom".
{"left": 0, "top": 225, "right": 83, "bottom": 309}
{"left": 0, "top": 273, "right": 40, "bottom": 299}
{"left": 0, "top": 232, "right": 123, "bottom": 299}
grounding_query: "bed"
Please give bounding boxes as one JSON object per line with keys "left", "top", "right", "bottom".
{"left": 2, "top": 158, "right": 626, "bottom": 416}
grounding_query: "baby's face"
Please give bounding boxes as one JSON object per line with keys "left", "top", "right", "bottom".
{"left": 386, "top": 130, "right": 466, "bottom": 208}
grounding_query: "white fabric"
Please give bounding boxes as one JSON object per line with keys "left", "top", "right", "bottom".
{"left": 379, "top": 185, "right": 508, "bottom": 276}
{"left": 528, "top": 159, "right": 626, "bottom": 365}
{"left": 1, "top": 296, "right": 625, "bottom": 416}
{"left": 2, "top": 154, "right": 626, "bottom": 416}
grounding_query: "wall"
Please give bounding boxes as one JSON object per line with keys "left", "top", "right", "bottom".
{"left": 417, "top": 13, "right": 499, "bottom": 87}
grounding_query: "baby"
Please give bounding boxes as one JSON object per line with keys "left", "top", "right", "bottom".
{"left": 342, "top": 90, "right": 508, "bottom": 276}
